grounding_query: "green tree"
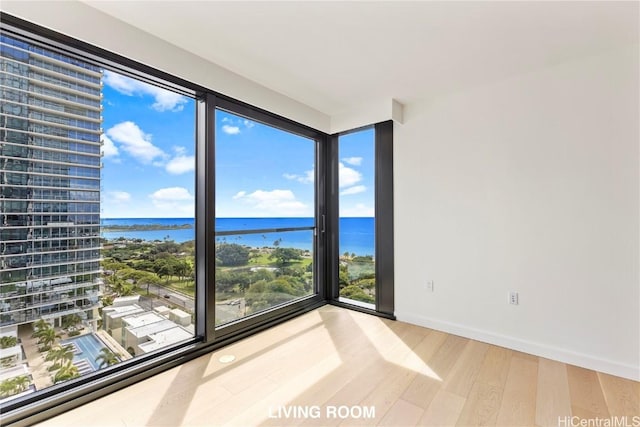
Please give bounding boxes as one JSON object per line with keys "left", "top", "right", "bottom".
{"left": 136, "top": 259, "right": 156, "bottom": 273}
{"left": 102, "top": 260, "right": 129, "bottom": 272}
{"left": 174, "top": 259, "right": 191, "bottom": 281}
{"left": 106, "top": 274, "right": 136, "bottom": 296}
{"left": 34, "top": 326, "right": 60, "bottom": 351}
{"left": 216, "top": 243, "right": 250, "bottom": 266}
{"left": 215, "top": 270, "right": 250, "bottom": 294}
{"left": 0, "top": 375, "right": 30, "bottom": 398}
{"left": 31, "top": 319, "right": 50, "bottom": 336}
{"left": 0, "top": 336, "right": 18, "bottom": 349}
{"left": 270, "top": 247, "right": 302, "bottom": 267}
{"left": 12, "top": 375, "right": 30, "bottom": 393}
{"left": 244, "top": 276, "right": 307, "bottom": 311}
{"left": 0, "top": 379, "right": 14, "bottom": 398}
{"left": 153, "top": 258, "right": 177, "bottom": 281}
{"left": 338, "top": 264, "right": 350, "bottom": 288}
{"left": 151, "top": 240, "right": 180, "bottom": 255}
{"left": 95, "top": 347, "right": 119, "bottom": 369}
{"left": 53, "top": 364, "right": 80, "bottom": 384}
{"left": 341, "top": 285, "right": 374, "bottom": 304}
{"left": 45, "top": 344, "right": 74, "bottom": 370}
{"left": 100, "top": 295, "right": 115, "bottom": 308}
{"left": 61, "top": 314, "right": 82, "bottom": 330}
{"left": 120, "top": 269, "right": 161, "bottom": 288}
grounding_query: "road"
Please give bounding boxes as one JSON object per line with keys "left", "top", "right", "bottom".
{"left": 143, "top": 283, "right": 195, "bottom": 312}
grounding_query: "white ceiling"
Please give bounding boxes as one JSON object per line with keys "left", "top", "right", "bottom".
{"left": 83, "top": 1, "right": 638, "bottom": 116}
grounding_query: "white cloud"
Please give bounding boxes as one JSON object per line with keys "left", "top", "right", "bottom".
{"left": 103, "top": 70, "right": 188, "bottom": 112}
{"left": 222, "top": 125, "right": 241, "bottom": 135}
{"left": 106, "top": 121, "right": 167, "bottom": 164}
{"left": 233, "top": 189, "right": 309, "bottom": 215}
{"left": 166, "top": 155, "right": 195, "bottom": 174}
{"left": 342, "top": 157, "right": 363, "bottom": 166}
{"left": 283, "top": 168, "right": 314, "bottom": 184}
{"left": 339, "top": 162, "right": 362, "bottom": 188}
{"left": 149, "top": 187, "right": 194, "bottom": 216}
{"left": 243, "top": 119, "right": 255, "bottom": 128}
{"left": 340, "top": 185, "right": 366, "bottom": 196}
{"left": 101, "top": 134, "right": 119, "bottom": 158}
{"left": 106, "top": 191, "right": 131, "bottom": 203}
{"left": 340, "top": 203, "right": 374, "bottom": 217}
{"left": 150, "top": 90, "right": 187, "bottom": 112}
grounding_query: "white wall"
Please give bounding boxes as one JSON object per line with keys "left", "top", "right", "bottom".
{"left": 2, "top": 0, "right": 330, "bottom": 132}
{"left": 395, "top": 46, "right": 640, "bottom": 380}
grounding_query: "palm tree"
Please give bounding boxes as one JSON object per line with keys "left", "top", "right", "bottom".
{"left": 0, "top": 379, "right": 16, "bottom": 398}
{"left": 61, "top": 314, "right": 82, "bottom": 330}
{"left": 53, "top": 364, "right": 79, "bottom": 384}
{"left": 107, "top": 274, "right": 135, "bottom": 296}
{"left": 0, "top": 336, "right": 18, "bottom": 349}
{"left": 31, "top": 319, "right": 49, "bottom": 337}
{"left": 36, "top": 327, "right": 60, "bottom": 351}
{"left": 45, "top": 344, "right": 75, "bottom": 369}
{"left": 11, "top": 375, "right": 30, "bottom": 394}
{"left": 95, "top": 347, "right": 119, "bottom": 369}
{"left": 0, "top": 375, "right": 30, "bottom": 398}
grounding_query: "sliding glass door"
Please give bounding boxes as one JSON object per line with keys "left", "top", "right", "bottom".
{"left": 212, "top": 102, "right": 324, "bottom": 334}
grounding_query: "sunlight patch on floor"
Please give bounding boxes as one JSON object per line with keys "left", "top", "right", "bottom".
{"left": 229, "top": 353, "right": 343, "bottom": 426}
{"left": 350, "top": 312, "right": 442, "bottom": 381}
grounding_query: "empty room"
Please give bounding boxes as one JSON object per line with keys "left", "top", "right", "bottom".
{"left": 0, "top": 1, "right": 638, "bottom": 426}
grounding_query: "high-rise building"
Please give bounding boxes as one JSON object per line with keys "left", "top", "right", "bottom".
{"left": 0, "top": 34, "right": 102, "bottom": 330}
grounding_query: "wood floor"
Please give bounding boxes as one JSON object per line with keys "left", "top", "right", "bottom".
{"left": 36, "top": 306, "right": 639, "bottom": 427}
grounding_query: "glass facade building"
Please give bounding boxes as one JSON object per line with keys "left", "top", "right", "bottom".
{"left": 0, "top": 34, "right": 102, "bottom": 329}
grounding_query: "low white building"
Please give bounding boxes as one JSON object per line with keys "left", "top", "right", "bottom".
{"left": 138, "top": 326, "right": 193, "bottom": 354}
{"left": 102, "top": 304, "right": 146, "bottom": 342}
{"left": 102, "top": 297, "right": 193, "bottom": 356}
{"left": 168, "top": 309, "right": 191, "bottom": 327}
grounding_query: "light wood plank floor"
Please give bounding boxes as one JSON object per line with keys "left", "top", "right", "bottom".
{"left": 37, "top": 306, "right": 639, "bottom": 427}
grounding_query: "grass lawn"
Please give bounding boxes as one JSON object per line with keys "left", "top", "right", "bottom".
{"left": 161, "top": 278, "right": 195, "bottom": 298}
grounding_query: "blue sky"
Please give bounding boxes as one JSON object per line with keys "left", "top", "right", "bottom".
{"left": 101, "top": 70, "right": 374, "bottom": 218}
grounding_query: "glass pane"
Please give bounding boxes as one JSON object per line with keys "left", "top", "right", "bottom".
{"left": 214, "top": 230, "right": 314, "bottom": 326}
{"left": 0, "top": 33, "right": 195, "bottom": 402}
{"left": 338, "top": 128, "right": 376, "bottom": 308}
{"left": 215, "top": 109, "right": 316, "bottom": 327}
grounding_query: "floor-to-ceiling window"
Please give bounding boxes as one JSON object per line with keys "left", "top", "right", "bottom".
{"left": 209, "top": 99, "right": 326, "bottom": 339}
{"left": 330, "top": 121, "right": 394, "bottom": 318}
{"left": 0, "top": 14, "right": 393, "bottom": 425}
{"left": 213, "top": 106, "right": 321, "bottom": 330}
{"left": 0, "top": 31, "right": 197, "bottom": 403}
{"left": 337, "top": 128, "right": 376, "bottom": 309}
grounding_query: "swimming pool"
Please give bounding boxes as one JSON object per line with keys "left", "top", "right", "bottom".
{"left": 60, "top": 333, "right": 110, "bottom": 373}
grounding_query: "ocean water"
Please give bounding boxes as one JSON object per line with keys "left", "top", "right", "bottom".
{"left": 101, "top": 217, "right": 375, "bottom": 256}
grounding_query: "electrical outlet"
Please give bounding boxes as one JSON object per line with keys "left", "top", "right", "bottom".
{"left": 426, "top": 280, "right": 434, "bottom": 292}
{"left": 509, "top": 291, "right": 519, "bottom": 305}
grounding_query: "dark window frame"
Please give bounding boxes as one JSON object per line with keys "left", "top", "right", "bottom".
{"left": 327, "top": 122, "right": 395, "bottom": 320}
{"left": 0, "top": 12, "right": 395, "bottom": 426}
{"left": 208, "top": 95, "right": 328, "bottom": 342}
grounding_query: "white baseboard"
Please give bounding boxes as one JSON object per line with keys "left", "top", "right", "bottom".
{"left": 396, "top": 311, "right": 640, "bottom": 381}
